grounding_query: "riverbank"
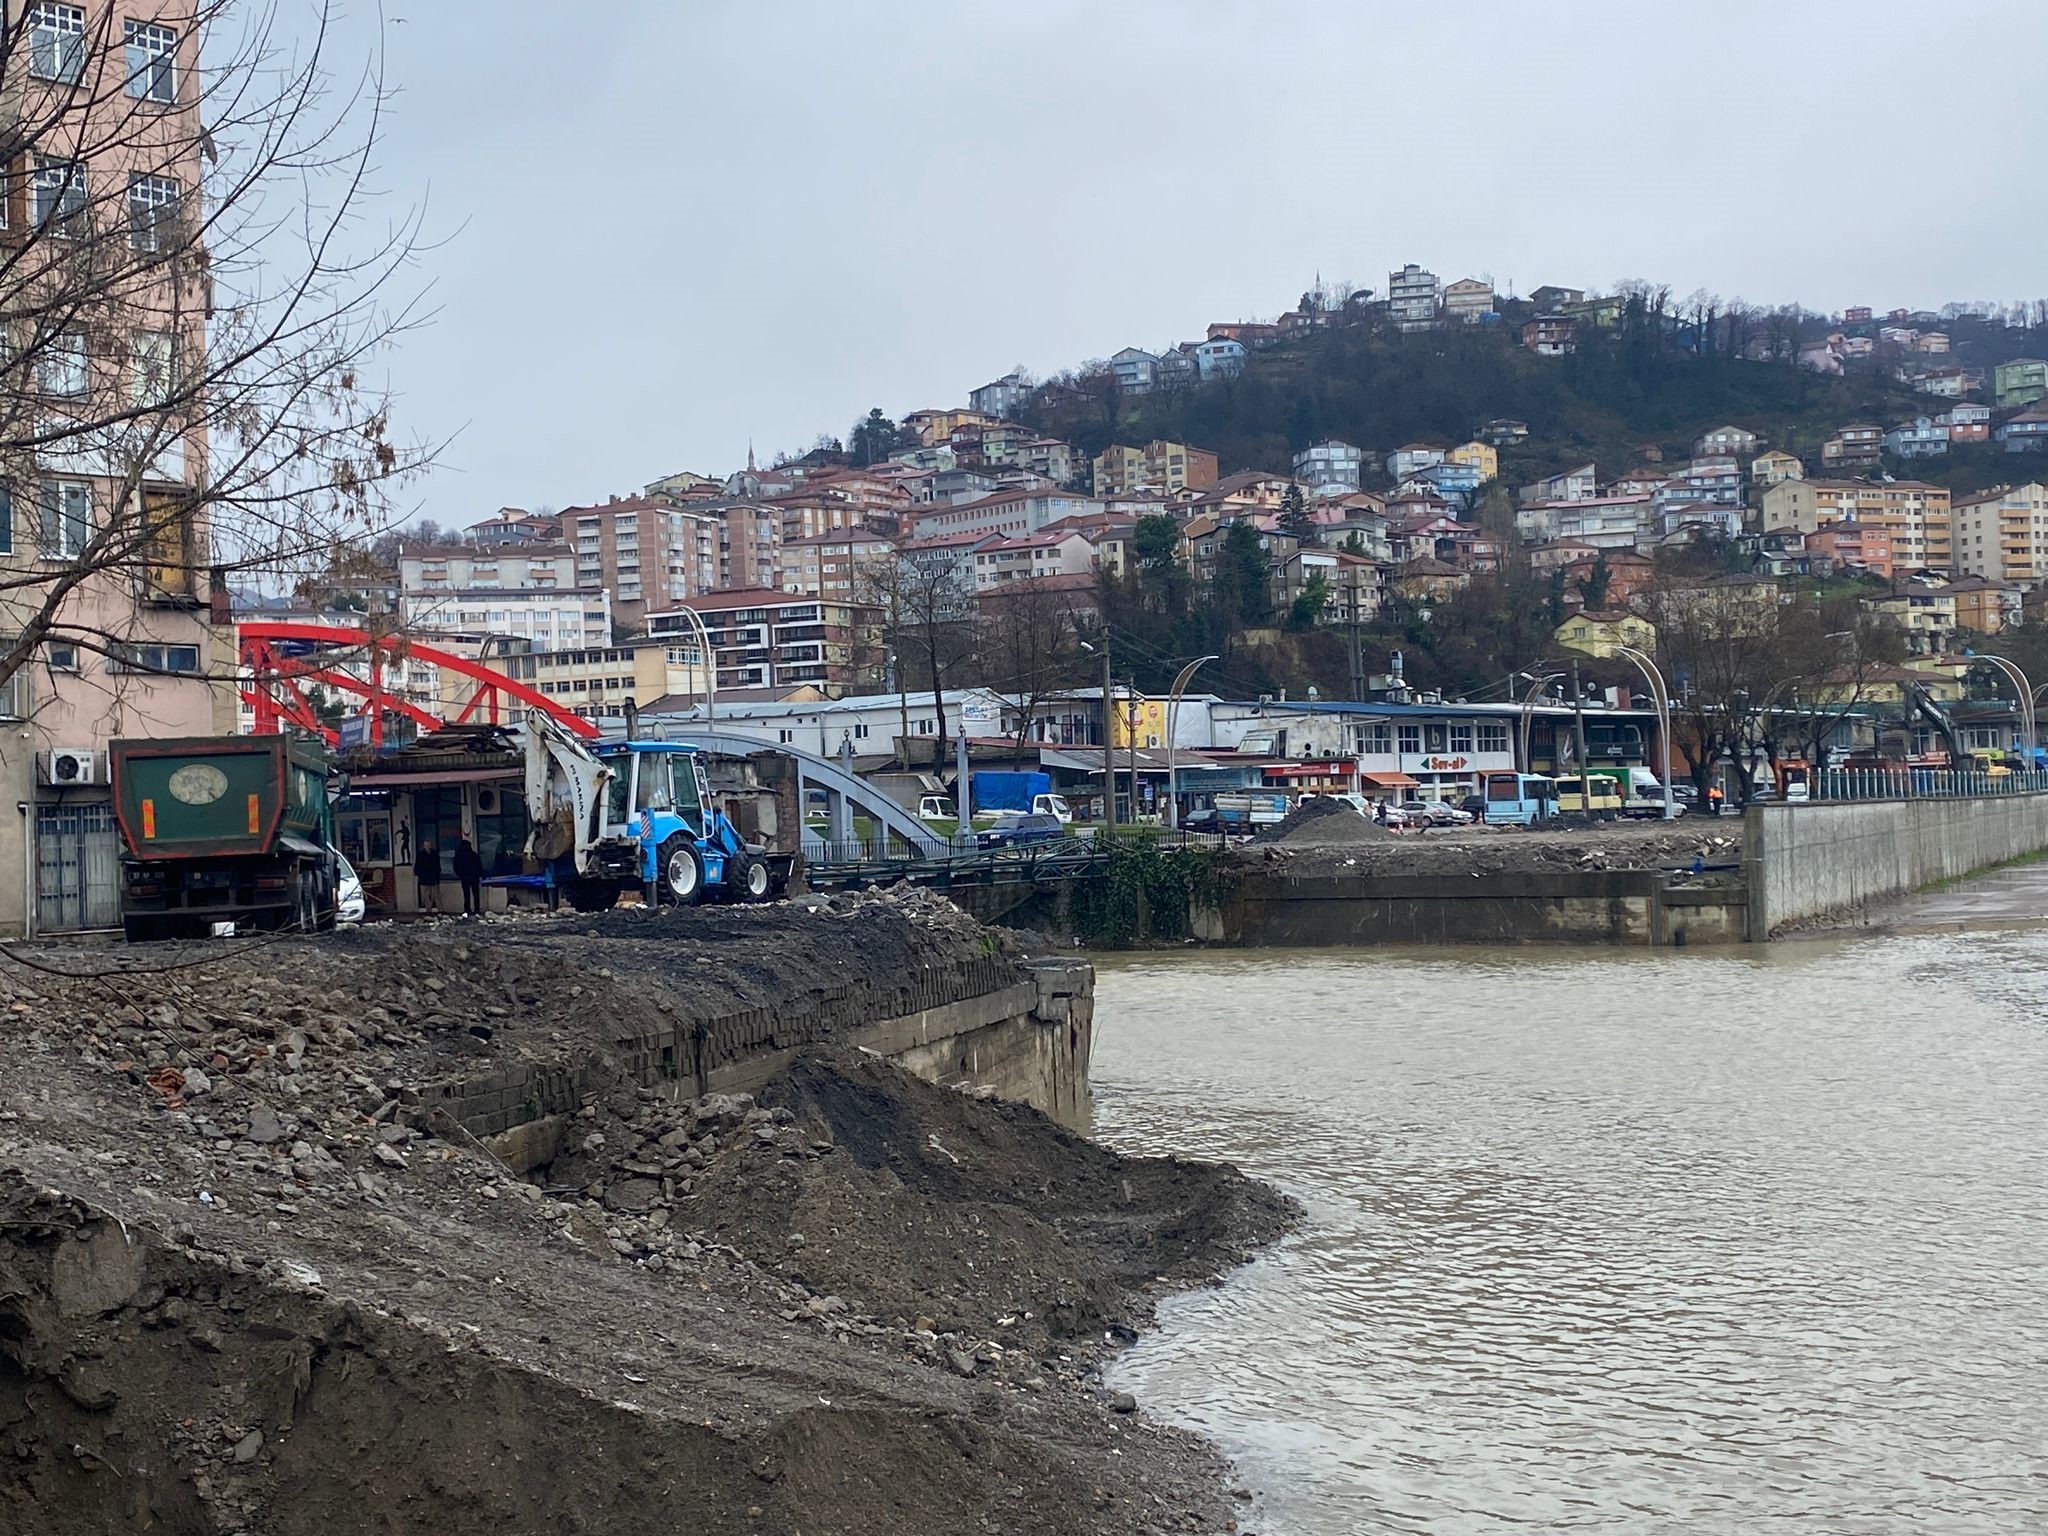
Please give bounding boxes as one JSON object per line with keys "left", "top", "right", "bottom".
{"left": 0, "top": 901, "right": 1293, "bottom": 1535}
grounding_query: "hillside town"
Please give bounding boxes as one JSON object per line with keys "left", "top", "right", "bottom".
{"left": 12, "top": 211, "right": 2048, "bottom": 937}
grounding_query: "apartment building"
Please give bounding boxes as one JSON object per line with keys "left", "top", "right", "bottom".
{"left": 476, "top": 640, "right": 712, "bottom": 719}
{"left": 1952, "top": 483, "right": 2048, "bottom": 583}
{"left": 971, "top": 531, "right": 1094, "bottom": 589}
{"left": 708, "top": 500, "right": 783, "bottom": 591}
{"left": 1090, "top": 440, "right": 1218, "bottom": 497}
{"left": 1805, "top": 520, "right": 1894, "bottom": 579}
{"left": 910, "top": 488, "right": 1104, "bottom": 540}
{"left": 1761, "top": 478, "right": 1953, "bottom": 571}
{"left": 1387, "top": 263, "right": 1440, "bottom": 330}
{"left": 1820, "top": 424, "right": 1884, "bottom": 469}
{"left": 1441, "top": 277, "right": 1494, "bottom": 323}
{"left": 781, "top": 528, "right": 896, "bottom": 602}
{"left": 400, "top": 583, "right": 612, "bottom": 650}
{"left": 1993, "top": 358, "right": 2048, "bottom": 409}
{"left": 1, "top": 3, "right": 238, "bottom": 936}
{"left": 1292, "top": 440, "right": 1365, "bottom": 495}
{"left": 650, "top": 590, "right": 881, "bottom": 694}
{"left": 560, "top": 496, "right": 722, "bottom": 627}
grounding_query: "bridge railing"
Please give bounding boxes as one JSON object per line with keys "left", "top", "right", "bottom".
{"left": 801, "top": 825, "right": 1230, "bottom": 886}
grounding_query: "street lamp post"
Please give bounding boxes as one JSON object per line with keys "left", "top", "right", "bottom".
{"left": 1164, "top": 654, "right": 1218, "bottom": 831}
{"left": 1976, "top": 654, "right": 2036, "bottom": 763}
{"left": 1516, "top": 670, "right": 1564, "bottom": 774}
{"left": 1610, "top": 644, "right": 1676, "bottom": 820}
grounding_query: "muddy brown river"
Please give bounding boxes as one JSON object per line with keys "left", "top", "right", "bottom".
{"left": 1094, "top": 875, "right": 2048, "bottom": 1534}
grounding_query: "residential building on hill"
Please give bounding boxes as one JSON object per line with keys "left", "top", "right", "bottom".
{"left": 1442, "top": 277, "right": 1495, "bottom": 323}
{"left": 1940, "top": 402, "right": 1991, "bottom": 443}
{"left": 1994, "top": 359, "right": 2048, "bottom": 408}
{"left": 401, "top": 584, "right": 612, "bottom": 650}
{"left": 1108, "top": 348, "right": 1157, "bottom": 395}
{"left": 1273, "top": 548, "right": 1383, "bottom": 625}
{"left": 1804, "top": 520, "right": 1893, "bottom": 579}
{"left": 1445, "top": 440, "right": 1500, "bottom": 483}
{"left": 910, "top": 489, "right": 1104, "bottom": 540}
{"left": 1387, "top": 264, "right": 1441, "bottom": 330}
{"left": 1750, "top": 450, "right": 1805, "bottom": 488}
{"left": 1820, "top": 424, "right": 1885, "bottom": 469}
{"left": 781, "top": 528, "right": 897, "bottom": 602}
{"left": 971, "top": 531, "right": 1094, "bottom": 589}
{"left": 561, "top": 496, "right": 723, "bottom": 626}
{"left": 968, "top": 371, "right": 1032, "bottom": 418}
{"left": 1695, "top": 425, "right": 1759, "bottom": 458}
{"left": 1761, "top": 479, "right": 1953, "bottom": 571}
{"left": 903, "top": 407, "right": 998, "bottom": 448}
{"left": 1521, "top": 464, "right": 1599, "bottom": 503}
{"left": 1478, "top": 418, "right": 1530, "bottom": 446}
{"left": 1090, "top": 440, "right": 1218, "bottom": 498}
{"left": 1556, "top": 610, "right": 1658, "bottom": 658}
{"left": 1942, "top": 575, "right": 2020, "bottom": 635}
{"left": 1193, "top": 336, "right": 1246, "bottom": 380}
{"left": 1883, "top": 416, "right": 1950, "bottom": 458}
{"left": 1952, "top": 484, "right": 2048, "bottom": 583}
{"left": 1387, "top": 443, "right": 1447, "bottom": 481}
{"left": 1997, "top": 407, "right": 2048, "bottom": 453}
{"left": 1528, "top": 285, "right": 1586, "bottom": 310}
{"left": 1293, "top": 439, "right": 1365, "bottom": 495}
{"left": 1521, "top": 315, "right": 1576, "bottom": 356}
{"left": 468, "top": 509, "right": 561, "bottom": 546}
{"left": 651, "top": 589, "right": 880, "bottom": 694}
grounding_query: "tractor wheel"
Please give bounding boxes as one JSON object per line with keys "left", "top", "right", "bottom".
{"left": 658, "top": 836, "right": 703, "bottom": 906}
{"left": 731, "top": 850, "right": 773, "bottom": 903}
{"left": 566, "top": 880, "right": 620, "bottom": 913}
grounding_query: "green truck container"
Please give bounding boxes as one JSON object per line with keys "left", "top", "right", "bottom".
{"left": 111, "top": 734, "right": 338, "bottom": 941}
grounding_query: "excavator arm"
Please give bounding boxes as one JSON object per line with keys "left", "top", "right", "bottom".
{"left": 523, "top": 713, "right": 615, "bottom": 871}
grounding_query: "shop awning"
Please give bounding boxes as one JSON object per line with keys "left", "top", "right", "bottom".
{"left": 1361, "top": 772, "right": 1420, "bottom": 789}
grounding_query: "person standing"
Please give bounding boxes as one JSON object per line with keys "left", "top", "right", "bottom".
{"left": 453, "top": 834, "right": 484, "bottom": 917}
{"left": 414, "top": 839, "right": 442, "bottom": 914}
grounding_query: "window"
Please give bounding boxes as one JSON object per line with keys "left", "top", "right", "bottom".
{"left": 1450, "top": 723, "right": 1474, "bottom": 754}
{"left": 130, "top": 329, "right": 175, "bottom": 405}
{"left": 32, "top": 155, "right": 86, "bottom": 231}
{"left": 109, "top": 642, "right": 199, "bottom": 674}
{"left": 125, "top": 19, "right": 177, "bottom": 101}
{"left": 1398, "top": 724, "right": 1421, "bottom": 756}
{"left": 29, "top": 3, "right": 85, "bottom": 83}
{"left": 853, "top": 723, "right": 870, "bottom": 739}
{"left": 39, "top": 480, "right": 89, "bottom": 558}
{"left": 777, "top": 728, "right": 793, "bottom": 743}
{"left": 128, "top": 173, "right": 180, "bottom": 252}
{"left": 1478, "top": 722, "right": 1510, "bottom": 754}
{"left": 1358, "top": 722, "right": 1392, "bottom": 754}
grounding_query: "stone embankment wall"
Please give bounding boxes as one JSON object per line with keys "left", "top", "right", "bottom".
{"left": 1747, "top": 795, "right": 2048, "bottom": 935}
{"left": 1194, "top": 870, "right": 1749, "bottom": 947}
{"left": 427, "top": 955, "right": 1094, "bottom": 1171}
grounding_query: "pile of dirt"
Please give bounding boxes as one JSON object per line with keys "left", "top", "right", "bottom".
{"left": 1260, "top": 797, "right": 1398, "bottom": 846}
{"left": 0, "top": 897, "right": 1293, "bottom": 1536}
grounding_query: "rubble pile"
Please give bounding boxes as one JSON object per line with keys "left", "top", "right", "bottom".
{"left": 0, "top": 895, "right": 1291, "bottom": 1536}
{"left": 1248, "top": 821, "right": 1743, "bottom": 879}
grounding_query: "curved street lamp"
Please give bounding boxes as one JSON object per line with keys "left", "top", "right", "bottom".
{"left": 1164, "top": 654, "right": 1218, "bottom": 830}
{"left": 1974, "top": 653, "right": 2035, "bottom": 762}
{"left": 1609, "top": 643, "right": 1676, "bottom": 820}
{"left": 1516, "top": 669, "right": 1564, "bottom": 774}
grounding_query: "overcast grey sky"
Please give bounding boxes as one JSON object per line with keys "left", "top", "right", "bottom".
{"left": 337, "top": 0, "right": 2048, "bottom": 521}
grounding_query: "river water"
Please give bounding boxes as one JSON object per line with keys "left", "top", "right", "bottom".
{"left": 1094, "top": 884, "right": 2048, "bottom": 1535}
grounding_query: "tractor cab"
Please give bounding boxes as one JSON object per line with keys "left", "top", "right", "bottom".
{"left": 594, "top": 741, "right": 762, "bottom": 904}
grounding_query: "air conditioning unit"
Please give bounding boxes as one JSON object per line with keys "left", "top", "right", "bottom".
{"left": 47, "top": 747, "right": 97, "bottom": 785}
{"left": 476, "top": 787, "right": 500, "bottom": 814}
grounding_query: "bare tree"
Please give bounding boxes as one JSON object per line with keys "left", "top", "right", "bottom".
{"left": 968, "top": 575, "right": 1085, "bottom": 757}
{"left": 857, "top": 549, "right": 976, "bottom": 770}
{"left": 0, "top": 2, "right": 431, "bottom": 711}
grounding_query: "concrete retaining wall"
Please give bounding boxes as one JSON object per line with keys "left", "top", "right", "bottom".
{"left": 1747, "top": 794, "right": 2048, "bottom": 935}
{"left": 1195, "top": 870, "right": 1747, "bottom": 948}
{"left": 421, "top": 954, "right": 1096, "bottom": 1169}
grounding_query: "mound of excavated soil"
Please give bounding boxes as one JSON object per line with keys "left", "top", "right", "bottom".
{"left": 0, "top": 898, "right": 1294, "bottom": 1536}
{"left": 1260, "top": 796, "right": 1398, "bottom": 845}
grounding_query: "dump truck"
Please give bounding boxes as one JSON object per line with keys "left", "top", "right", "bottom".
{"left": 111, "top": 734, "right": 339, "bottom": 941}
{"left": 523, "top": 715, "right": 792, "bottom": 911}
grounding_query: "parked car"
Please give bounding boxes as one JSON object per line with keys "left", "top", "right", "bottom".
{"left": 1670, "top": 782, "right": 1700, "bottom": 806}
{"left": 1624, "top": 787, "right": 1688, "bottom": 819}
{"left": 918, "top": 795, "right": 957, "bottom": 821}
{"left": 975, "top": 811, "right": 1065, "bottom": 849}
{"left": 1398, "top": 799, "right": 1472, "bottom": 828}
{"left": 1458, "top": 794, "right": 1489, "bottom": 822}
{"left": 1302, "top": 791, "right": 1372, "bottom": 816}
{"left": 333, "top": 850, "right": 365, "bottom": 925}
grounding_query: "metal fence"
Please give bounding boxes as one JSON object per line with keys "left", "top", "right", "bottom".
{"left": 802, "top": 826, "right": 1229, "bottom": 884}
{"left": 1800, "top": 768, "right": 2048, "bottom": 804}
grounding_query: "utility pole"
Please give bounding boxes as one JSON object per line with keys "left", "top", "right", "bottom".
{"left": 1571, "top": 660, "right": 1590, "bottom": 780}
{"left": 1101, "top": 640, "right": 1117, "bottom": 832}
{"left": 1127, "top": 694, "right": 1142, "bottom": 822}
{"left": 1347, "top": 618, "right": 1364, "bottom": 700}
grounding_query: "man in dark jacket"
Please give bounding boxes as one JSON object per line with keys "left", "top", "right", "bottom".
{"left": 452, "top": 835, "right": 484, "bottom": 916}
{"left": 414, "top": 840, "right": 441, "bottom": 913}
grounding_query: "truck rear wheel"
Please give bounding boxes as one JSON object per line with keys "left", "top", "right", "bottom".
{"left": 566, "top": 880, "right": 619, "bottom": 913}
{"left": 659, "top": 835, "right": 703, "bottom": 906}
